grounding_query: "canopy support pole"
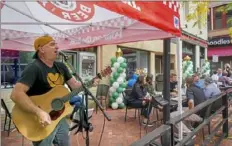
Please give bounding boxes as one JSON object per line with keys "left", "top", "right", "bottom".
{"left": 176, "top": 37, "right": 183, "bottom": 140}
{"left": 161, "top": 38, "right": 171, "bottom": 146}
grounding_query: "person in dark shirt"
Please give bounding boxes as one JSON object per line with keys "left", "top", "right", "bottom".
{"left": 128, "top": 75, "right": 153, "bottom": 126}
{"left": 186, "top": 77, "right": 206, "bottom": 117}
{"left": 10, "top": 35, "right": 99, "bottom": 146}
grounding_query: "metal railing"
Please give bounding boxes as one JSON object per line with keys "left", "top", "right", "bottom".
{"left": 130, "top": 124, "right": 171, "bottom": 146}
{"left": 130, "top": 91, "right": 231, "bottom": 146}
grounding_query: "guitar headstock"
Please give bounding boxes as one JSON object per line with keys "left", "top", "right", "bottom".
{"left": 97, "top": 66, "right": 112, "bottom": 79}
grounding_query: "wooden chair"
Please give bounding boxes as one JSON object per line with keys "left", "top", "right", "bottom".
{"left": 95, "top": 84, "right": 110, "bottom": 113}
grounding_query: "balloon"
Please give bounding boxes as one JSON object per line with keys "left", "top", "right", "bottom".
{"left": 110, "top": 78, "right": 115, "bottom": 85}
{"left": 120, "top": 72, "right": 126, "bottom": 78}
{"left": 118, "top": 103, "right": 125, "bottom": 109}
{"left": 118, "top": 93, "right": 123, "bottom": 98}
{"left": 113, "top": 62, "right": 120, "bottom": 68}
{"left": 120, "top": 82, "right": 127, "bottom": 88}
{"left": 113, "top": 72, "right": 119, "bottom": 79}
{"left": 120, "top": 62, "right": 127, "bottom": 68}
{"left": 116, "top": 97, "right": 123, "bottom": 104}
{"left": 109, "top": 97, "right": 115, "bottom": 104}
{"left": 117, "top": 77, "right": 124, "bottom": 84}
{"left": 128, "top": 79, "right": 136, "bottom": 87}
{"left": 116, "top": 87, "right": 123, "bottom": 93}
{"left": 109, "top": 87, "right": 116, "bottom": 93}
{"left": 113, "top": 82, "right": 119, "bottom": 88}
{"left": 112, "top": 92, "right": 119, "bottom": 98}
{"left": 111, "top": 57, "right": 117, "bottom": 64}
{"left": 117, "top": 67, "right": 124, "bottom": 73}
{"left": 111, "top": 102, "right": 118, "bottom": 109}
{"left": 117, "top": 57, "right": 124, "bottom": 63}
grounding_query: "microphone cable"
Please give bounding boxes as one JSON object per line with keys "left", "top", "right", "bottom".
{"left": 98, "top": 115, "right": 106, "bottom": 146}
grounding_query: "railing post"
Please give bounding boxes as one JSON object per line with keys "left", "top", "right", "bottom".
{"left": 222, "top": 94, "right": 229, "bottom": 137}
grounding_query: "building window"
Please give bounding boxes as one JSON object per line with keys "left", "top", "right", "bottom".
{"left": 121, "top": 47, "right": 149, "bottom": 77}
{"left": 213, "top": 4, "right": 232, "bottom": 29}
{"left": 214, "top": 10, "right": 223, "bottom": 29}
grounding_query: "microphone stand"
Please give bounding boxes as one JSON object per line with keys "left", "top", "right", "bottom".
{"left": 59, "top": 52, "right": 111, "bottom": 146}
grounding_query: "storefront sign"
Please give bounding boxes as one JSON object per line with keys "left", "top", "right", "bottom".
{"left": 208, "top": 37, "right": 232, "bottom": 46}
{"left": 212, "top": 55, "right": 218, "bottom": 62}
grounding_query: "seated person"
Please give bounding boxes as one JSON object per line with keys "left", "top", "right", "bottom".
{"left": 211, "top": 71, "right": 219, "bottom": 83}
{"left": 144, "top": 74, "right": 162, "bottom": 110}
{"left": 170, "top": 73, "right": 178, "bottom": 96}
{"left": 186, "top": 77, "right": 207, "bottom": 117}
{"left": 128, "top": 75, "right": 153, "bottom": 126}
{"left": 192, "top": 73, "right": 205, "bottom": 89}
{"left": 218, "top": 71, "right": 232, "bottom": 86}
{"left": 203, "top": 77, "right": 221, "bottom": 99}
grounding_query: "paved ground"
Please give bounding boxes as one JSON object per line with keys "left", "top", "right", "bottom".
{"left": 1, "top": 107, "right": 232, "bottom": 146}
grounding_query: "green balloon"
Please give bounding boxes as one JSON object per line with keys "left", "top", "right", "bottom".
{"left": 116, "top": 87, "right": 123, "bottom": 93}
{"left": 120, "top": 62, "right": 127, "bottom": 68}
{"left": 120, "top": 82, "right": 127, "bottom": 88}
{"left": 110, "top": 78, "right": 115, "bottom": 85}
{"left": 109, "top": 97, "right": 115, "bottom": 104}
{"left": 117, "top": 67, "right": 123, "bottom": 73}
{"left": 112, "top": 92, "right": 119, "bottom": 98}
{"left": 113, "top": 72, "right": 119, "bottom": 79}
{"left": 111, "top": 57, "right": 117, "bottom": 64}
{"left": 118, "top": 103, "right": 125, "bottom": 109}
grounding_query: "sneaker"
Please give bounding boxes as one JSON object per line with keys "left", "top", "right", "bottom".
{"left": 142, "top": 120, "right": 154, "bottom": 127}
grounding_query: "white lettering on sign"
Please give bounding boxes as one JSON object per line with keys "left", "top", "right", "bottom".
{"left": 80, "top": 4, "right": 91, "bottom": 13}
{"left": 69, "top": 30, "right": 123, "bottom": 45}
{"left": 208, "top": 38, "right": 231, "bottom": 46}
{"left": 121, "top": 1, "right": 141, "bottom": 11}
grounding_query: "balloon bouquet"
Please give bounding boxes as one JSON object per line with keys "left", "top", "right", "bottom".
{"left": 109, "top": 48, "right": 128, "bottom": 110}
{"left": 200, "top": 60, "right": 210, "bottom": 77}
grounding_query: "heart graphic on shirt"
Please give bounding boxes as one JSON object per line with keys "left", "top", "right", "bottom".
{"left": 47, "top": 73, "right": 64, "bottom": 87}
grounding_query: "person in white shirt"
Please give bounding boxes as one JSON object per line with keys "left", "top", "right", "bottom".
{"left": 211, "top": 71, "right": 219, "bottom": 82}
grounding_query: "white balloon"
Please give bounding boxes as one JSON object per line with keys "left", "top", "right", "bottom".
{"left": 116, "top": 97, "right": 123, "bottom": 104}
{"left": 117, "top": 57, "right": 124, "bottom": 63}
{"left": 109, "top": 87, "right": 116, "bottom": 93}
{"left": 117, "top": 77, "right": 124, "bottom": 84}
{"left": 113, "top": 82, "right": 119, "bottom": 88}
{"left": 111, "top": 102, "right": 118, "bottom": 109}
{"left": 113, "top": 62, "right": 120, "bottom": 69}
{"left": 120, "top": 72, "right": 126, "bottom": 78}
{"left": 119, "top": 93, "right": 123, "bottom": 98}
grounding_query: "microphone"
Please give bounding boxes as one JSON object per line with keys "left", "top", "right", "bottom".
{"left": 58, "top": 51, "right": 69, "bottom": 61}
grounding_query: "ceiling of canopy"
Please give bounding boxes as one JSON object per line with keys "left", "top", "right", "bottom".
{"left": 1, "top": 1, "right": 181, "bottom": 51}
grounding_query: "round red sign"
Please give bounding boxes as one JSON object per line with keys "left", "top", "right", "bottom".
{"left": 38, "top": 1, "right": 95, "bottom": 22}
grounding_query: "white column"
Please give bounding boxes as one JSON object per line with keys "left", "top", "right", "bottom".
{"left": 149, "top": 52, "right": 155, "bottom": 77}
{"left": 176, "top": 38, "right": 183, "bottom": 140}
{"left": 204, "top": 47, "right": 208, "bottom": 59}
{"left": 195, "top": 45, "right": 200, "bottom": 71}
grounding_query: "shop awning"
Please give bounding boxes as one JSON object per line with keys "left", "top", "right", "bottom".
{"left": 1, "top": 1, "right": 181, "bottom": 51}
{"left": 208, "top": 46, "right": 232, "bottom": 57}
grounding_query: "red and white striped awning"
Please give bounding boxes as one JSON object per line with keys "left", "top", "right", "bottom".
{"left": 1, "top": 1, "right": 181, "bottom": 51}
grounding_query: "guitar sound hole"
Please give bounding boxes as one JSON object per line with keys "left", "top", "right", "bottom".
{"left": 49, "top": 106, "right": 65, "bottom": 121}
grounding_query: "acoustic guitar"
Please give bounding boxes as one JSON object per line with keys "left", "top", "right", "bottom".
{"left": 11, "top": 66, "right": 112, "bottom": 141}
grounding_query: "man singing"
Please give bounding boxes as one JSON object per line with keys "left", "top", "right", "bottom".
{"left": 10, "top": 35, "right": 99, "bottom": 146}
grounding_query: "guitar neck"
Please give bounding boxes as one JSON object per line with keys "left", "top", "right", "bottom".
{"left": 61, "top": 79, "right": 93, "bottom": 103}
